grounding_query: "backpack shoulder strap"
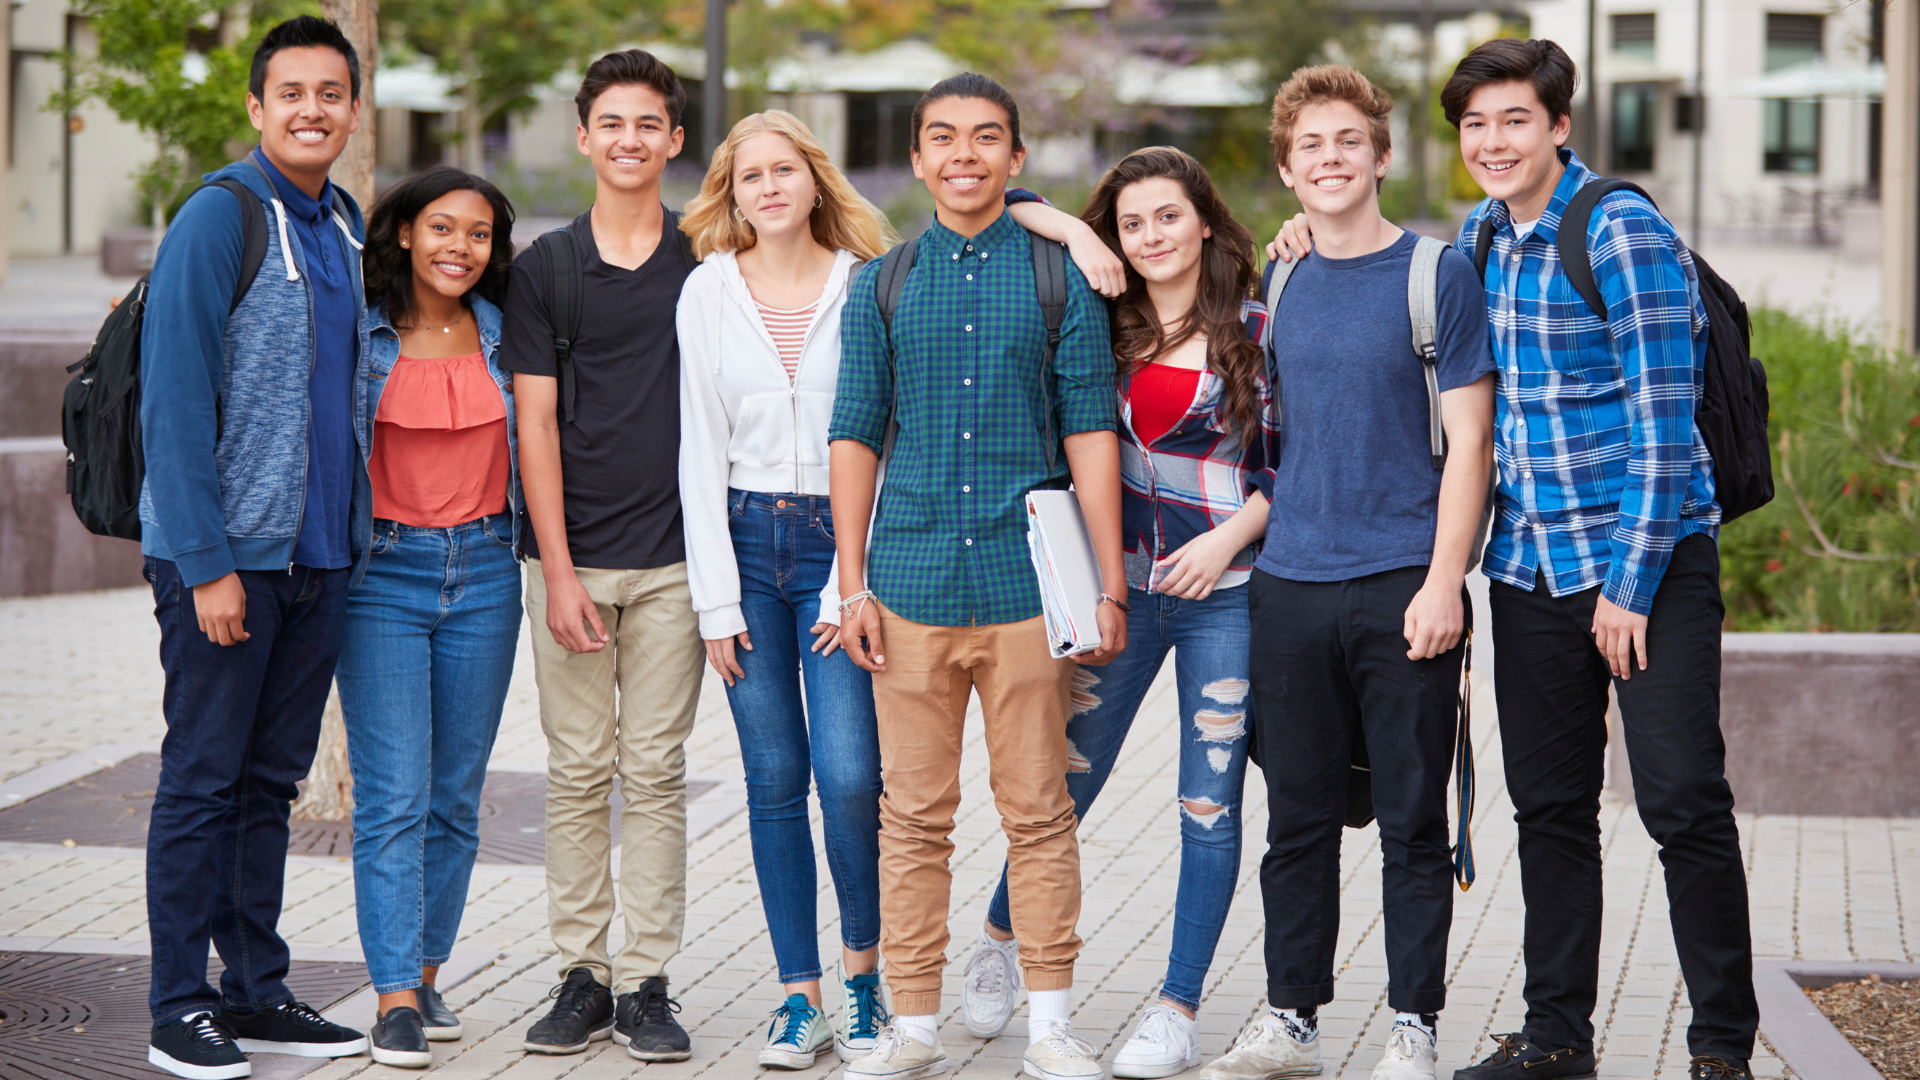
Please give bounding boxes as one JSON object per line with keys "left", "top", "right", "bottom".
{"left": 1409, "top": 235, "right": 1448, "bottom": 468}
{"left": 533, "top": 228, "right": 584, "bottom": 423}
{"left": 873, "top": 234, "right": 920, "bottom": 342}
{"left": 1472, "top": 214, "right": 1498, "bottom": 281}
{"left": 1030, "top": 233, "right": 1069, "bottom": 470}
{"left": 205, "top": 178, "right": 268, "bottom": 315}
{"left": 1558, "top": 178, "right": 1654, "bottom": 321}
{"left": 1260, "top": 255, "right": 1299, "bottom": 350}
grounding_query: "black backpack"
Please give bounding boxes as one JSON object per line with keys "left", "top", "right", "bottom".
{"left": 1473, "top": 178, "right": 1774, "bottom": 522}
{"left": 872, "top": 231, "right": 1069, "bottom": 466}
{"left": 62, "top": 176, "right": 271, "bottom": 540}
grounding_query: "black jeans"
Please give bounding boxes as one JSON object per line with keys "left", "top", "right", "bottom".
{"left": 145, "top": 558, "right": 348, "bottom": 1023}
{"left": 1249, "top": 566, "right": 1464, "bottom": 1015}
{"left": 1490, "top": 533, "right": 1756, "bottom": 1061}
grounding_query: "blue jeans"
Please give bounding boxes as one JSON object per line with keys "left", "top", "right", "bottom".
{"left": 723, "top": 490, "right": 882, "bottom": 982}
{"left": 987, "top": 583, "right": 1252, "bottom": 1011}
{"left": 145, "top": 558, "right": 349, "bottom": 1022}
{"left": 334, "top": 514, "right": 522, "bottom": 993}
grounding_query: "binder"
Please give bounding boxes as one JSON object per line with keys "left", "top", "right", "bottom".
{"left": 1025, "top": 490, "right": 1104, "bottom": 658}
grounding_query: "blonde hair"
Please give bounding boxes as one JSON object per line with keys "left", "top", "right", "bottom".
{"left": 1269, "top": 64, "right": 1394, "bottom": 178}
{"left": 681, "top": 110, "right": 898, "bottom": 261}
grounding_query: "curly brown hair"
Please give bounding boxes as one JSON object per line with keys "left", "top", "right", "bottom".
{"left": 1080, "top": 147, "right": 1262, "bottom": 442}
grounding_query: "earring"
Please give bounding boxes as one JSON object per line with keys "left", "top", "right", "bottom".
{"left": 734, "top": 207, "right": 746, "bottom": 223}
{"left": 814, "top": 193, "right": 823, "bottom": 208}
{"left": 401, "top": 240, "right": 409, "bottom": 248}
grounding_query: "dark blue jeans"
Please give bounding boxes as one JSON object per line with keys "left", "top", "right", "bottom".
{"left": 144, "top": 557, "right": 348, "bottom": 1023}
{"left": 723, "top": 491, "right": 882, "bottom": 982}
{"left": 986, "top": 584, "right": 1253, "bottom": 1011}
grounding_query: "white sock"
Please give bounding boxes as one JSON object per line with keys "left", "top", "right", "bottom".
{"left": 1028, "top": 988, "right": 1071, "bottom": 1043}
{"left": 896, "top": 1013, "right": 938, "bottom": 1047}
{"left": 1270, "top": 1006, "right": 1317, "bottom": 1042}
{"left": 1394, "top": 1011, "right": 1437, "bottom": 1045}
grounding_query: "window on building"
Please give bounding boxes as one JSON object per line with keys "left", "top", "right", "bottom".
{"left": 1763, "top": 13, "right": 1823, "bottom": 174}
{"left": 1611, "top": 13, "right": 1656, "bottom": 60}
{"left": 846, "top": 92, "right": 919, "bottom": 169}
{"left": 1612, "top": 83, "right": 1659, "bottom": 171}
{"left": 1764, "top": 99, "right": 1821, "bottom": 172}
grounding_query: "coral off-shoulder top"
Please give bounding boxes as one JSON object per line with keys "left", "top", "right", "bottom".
{"left": 368, "top": 352, "right": 511, "bottom": 527}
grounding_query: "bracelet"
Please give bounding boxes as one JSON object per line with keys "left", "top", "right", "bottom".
{"left": 839, "top": 589, "right": 877, "bottom": 619}
{"left": 1097, "top": 592, "right": 1131, "bottom": 613}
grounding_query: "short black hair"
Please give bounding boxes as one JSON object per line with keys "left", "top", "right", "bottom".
{"left": 363, "top": 166, "right": 517, "bottom": 331}
{"left": 250, "top": 16, "right": 360, "bottom": 102}
{"left": 575, "top": 49, "right": 686, "bottom": 129}
{"left": 1441, "top": 38, "right": 1578, "bottom": 128}
{"left": 910, "top": 72, "right": 1022, "bottom": 152}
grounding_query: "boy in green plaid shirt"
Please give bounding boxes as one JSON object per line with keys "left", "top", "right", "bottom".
{"left": 829, "top": 72, "right": 1127, "bottom": 1080}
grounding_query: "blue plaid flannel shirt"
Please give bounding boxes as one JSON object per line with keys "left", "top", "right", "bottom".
{"left": 1456, "top": 150, "right": 1718, "bottom": 616}
{"left": 1119, "top": 300, "right": 1275, "bottom": 592}
{"left": 830, "top": 211, "right": 1116, "bottom": 627}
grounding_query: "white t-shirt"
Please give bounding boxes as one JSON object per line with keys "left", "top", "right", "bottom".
{"left": 1511, "top": 217, "right": 1541, "bottom": 241}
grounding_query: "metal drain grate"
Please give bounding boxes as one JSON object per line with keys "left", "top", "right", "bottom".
{"left": 0, "top": 951, "right": 368, "bottom": 1079}
{"left": 0, "top": 754, "right": 717, "bottom": 864}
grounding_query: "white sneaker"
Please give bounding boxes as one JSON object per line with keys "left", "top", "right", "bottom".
{"left": 846, "top": 1026, "right": 949, "bottom": 1080}
{"left": 1368, "top": 1025, "right": 1437, "bottom": 1080}
{"left": 962, "top": 933, "right": 1022, "bottom": 1039}
{"left": 1112, "top": 1003, "right": 1202, "bottom": 1079}
{"left": 1024, "top": 1024, "right": 1105, "bottom": 1080}
{"left": 1198, "top": 1014, "right": 1322, "bottom": 1080}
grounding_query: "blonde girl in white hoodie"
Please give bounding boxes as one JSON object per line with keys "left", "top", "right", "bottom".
{"left": 677, "top": 110, "right": 1121, "bottom": 1071}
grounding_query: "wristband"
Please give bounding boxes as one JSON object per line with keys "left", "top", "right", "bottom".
{"left": 1097, "top": 592, "right": 1131, "bottom": 613}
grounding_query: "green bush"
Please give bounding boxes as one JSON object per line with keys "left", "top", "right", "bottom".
{"left": 1721, "top": 311, "right": 1920, "bottom": 631}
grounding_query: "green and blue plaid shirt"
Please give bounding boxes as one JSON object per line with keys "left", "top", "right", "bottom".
{"left": 830, "top": 211, "right": 1116, "bottom": 627}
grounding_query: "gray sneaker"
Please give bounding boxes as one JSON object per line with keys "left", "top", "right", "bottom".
{"left": 1199, "top": 1014, "right": 1322, "bottom": 1080}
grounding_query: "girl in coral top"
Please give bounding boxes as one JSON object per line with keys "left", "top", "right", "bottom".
{"left": 337, "top": 166, "right": 523, "bottom": 1068}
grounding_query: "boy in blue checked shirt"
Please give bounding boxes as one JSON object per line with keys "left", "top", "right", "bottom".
{"left": 828, "top": 72, "right": 1127, "bottom": 1080}
{"left": 1278, "top": 40, "right": 1762, "bottom": 1080}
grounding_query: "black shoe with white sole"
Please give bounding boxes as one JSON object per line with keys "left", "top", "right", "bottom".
{"left": 218, "top": 1000, "right": 368, "bottom": 1058}
{"left": 416, "top": 985, "right": 463, "bottom": 1041}
{"left": 148, "top": 1012, "right": 250, "bottom": 1080}
{"left": 523, "top": 967, "right": 615, "bottom": 1054}
{"left": 617, "top": 977, "right": 692, "bottom": 1061}
{"left": 371, "top": 1006, "right": 433, "bottom": 1068}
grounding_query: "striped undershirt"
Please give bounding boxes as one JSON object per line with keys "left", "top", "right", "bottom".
{"left": 756, "top": 300, "right": 818, "bottom": 381}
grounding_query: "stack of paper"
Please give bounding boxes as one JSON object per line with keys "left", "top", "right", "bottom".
{"left": 1025, "top": 490, "right": 1104, "bottom": 658}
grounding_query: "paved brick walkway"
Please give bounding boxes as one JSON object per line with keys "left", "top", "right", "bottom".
{"left": 3, "top": 583, "right": 1915, "bottom": 1078}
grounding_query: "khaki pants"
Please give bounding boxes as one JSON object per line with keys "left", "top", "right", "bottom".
{"left": 871, "top": 602, "right": 1084, "bottom": 1016}
{"left": 525, "top": 558, "right": 704, "bottom": 991}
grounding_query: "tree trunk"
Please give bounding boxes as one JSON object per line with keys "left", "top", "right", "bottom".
{"left": 290, "top": 686, "right": 354, "bottom": 821}
{"left": 461, "top": 78, "right": 484, "bottom": 175}
{"left": 319, "top": 0, "right": 377, "bottom": 209}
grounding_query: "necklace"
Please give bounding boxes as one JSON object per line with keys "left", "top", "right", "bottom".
{"left": 414, "top": 312, "right": 462, "bottom": 334}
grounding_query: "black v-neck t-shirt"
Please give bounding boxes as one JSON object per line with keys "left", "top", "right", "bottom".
{"left": 499, "top": 207, "right": 698, "bottom": 570}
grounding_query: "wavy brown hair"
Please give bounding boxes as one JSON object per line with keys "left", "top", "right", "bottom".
{"left": 1081, "top": 147, "right": 1262, "bottom": 441}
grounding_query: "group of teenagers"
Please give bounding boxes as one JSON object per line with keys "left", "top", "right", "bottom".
{"left": 132, "top": 13, "right": 1759, "bottom": 1080}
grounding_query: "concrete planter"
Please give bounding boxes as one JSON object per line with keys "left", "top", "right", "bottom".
{"left": 1755, "top": 961, "right": 1920, "bottom": 1080}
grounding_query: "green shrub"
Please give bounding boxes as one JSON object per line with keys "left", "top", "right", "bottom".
{"left": 1721, "top": 311, "right": 1920, "bottom": 631}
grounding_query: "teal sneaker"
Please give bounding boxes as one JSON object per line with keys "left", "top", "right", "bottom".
{"left": 760, "top": 994, "right": 832, "bottom": 1069}
{"left": 838, "top": 967, "right": 890, "bottom": 1062}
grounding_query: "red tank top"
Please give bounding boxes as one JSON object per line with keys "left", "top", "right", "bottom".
{"left": 1128, "top": 363, "right": 1202, "bottom": 446}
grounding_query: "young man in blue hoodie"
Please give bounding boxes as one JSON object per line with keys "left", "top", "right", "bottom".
{"left": 138, "top": 16, "right": 372, "bottom": 1079}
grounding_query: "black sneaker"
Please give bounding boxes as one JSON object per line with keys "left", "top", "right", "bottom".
{"left": 218, "top": 1000, "right": 368, "bottom": 1057}
{"left": 416, "top": 985, "right": 463, "bottom": 1041}
{"left": 617, "top": 976, "right": 692, "bottom": 1061}
{"left": 1689, "top": 1057, "right": 1753, "bottom": 1079}
{"left": 523, "top": 967, "right": 615, "bottom": 1054}
{"left": 1453, "top": 1033, "right": 1597, "bottom": 1079}
{"left": 149, "top": 1012, "right": 250, "bottom": 1080}
{"left": 370, "top": 1005, "right": 433, "bottom": 1068}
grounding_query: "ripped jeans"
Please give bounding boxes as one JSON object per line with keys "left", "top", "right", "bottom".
{"left": 986, "top": 583, "right": 1251, "bottom": 1011}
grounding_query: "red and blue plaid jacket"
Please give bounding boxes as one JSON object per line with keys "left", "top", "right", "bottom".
{"left": 1119, "top": 300, "right": 1277, "bottom": 593}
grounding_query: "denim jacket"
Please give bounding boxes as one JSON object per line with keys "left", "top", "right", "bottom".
{"left": 349, "top": 295, "right": 522, "bottom": 587}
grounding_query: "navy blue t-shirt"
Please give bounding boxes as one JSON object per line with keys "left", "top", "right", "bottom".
{"left": 1257, "top": 230, "right": 1494, "bottom": 582}
{"left": 258, "top": 152, "right": 355, "bottom": 571}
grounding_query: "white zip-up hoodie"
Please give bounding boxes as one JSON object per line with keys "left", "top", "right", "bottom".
{"left": 678, "top": 247, "right": 861, "bottom": 640}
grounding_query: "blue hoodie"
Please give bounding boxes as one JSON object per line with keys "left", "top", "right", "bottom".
{"left": 137, "top": 152, "right": 366, "bottom": 587}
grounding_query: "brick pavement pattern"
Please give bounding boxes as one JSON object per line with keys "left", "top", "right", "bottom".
{"left": 4, "top": 583, "right": 1915, "bottom": 1078}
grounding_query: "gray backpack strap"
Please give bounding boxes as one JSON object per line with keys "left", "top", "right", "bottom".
{"left": 1030, "top": 234, "right": 1068, "bottom": 470}
{"left": 1260, "top": 255, "right": 1299, "bottom": 351}
{"left": 1408, "top": 235, "right": 1447, "bottom": 469}
{"left": 872, "top": 236, "right": 920, "bottom": 466}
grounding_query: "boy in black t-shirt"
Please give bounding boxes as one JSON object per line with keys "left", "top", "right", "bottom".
{"left": 496, "top": 49, "right": 704, "bottom": 1062}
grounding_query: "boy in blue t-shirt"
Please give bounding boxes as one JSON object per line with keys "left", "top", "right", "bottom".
{"left": 1200, "top": 65, "right": 1495, "bottom": 1080}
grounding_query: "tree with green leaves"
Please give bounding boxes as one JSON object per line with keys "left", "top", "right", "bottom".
{"left": 55, "top": 0, "right": 262, "bottom": 227}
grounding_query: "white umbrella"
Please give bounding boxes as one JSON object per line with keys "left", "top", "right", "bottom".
{"left": 1724, "top": 60, "right": 1886, "bottom": 100}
